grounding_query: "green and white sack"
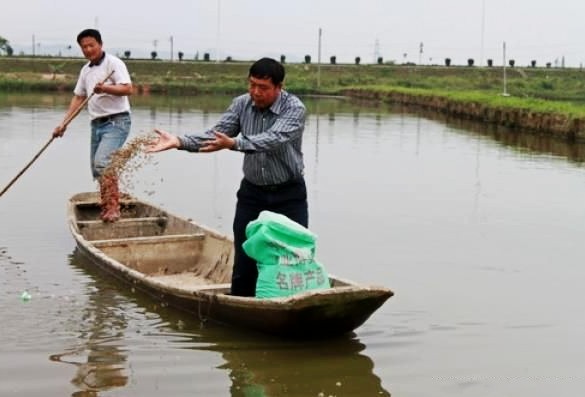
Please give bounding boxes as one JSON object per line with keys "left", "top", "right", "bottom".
{"left": 243, "top": 211, "right": 330, "bottom": 298}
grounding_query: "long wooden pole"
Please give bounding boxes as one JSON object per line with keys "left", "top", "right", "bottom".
{"left": 0, "top": 70, "right": 115, "bottom": 198}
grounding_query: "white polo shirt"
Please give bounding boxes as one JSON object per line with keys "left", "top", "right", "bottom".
{"left": 74, "top": 52, "right": 132, "bottom": 120}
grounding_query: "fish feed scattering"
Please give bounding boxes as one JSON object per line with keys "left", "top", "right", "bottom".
{"left": 102, "top": 133, "right": 158, "bottom": 192}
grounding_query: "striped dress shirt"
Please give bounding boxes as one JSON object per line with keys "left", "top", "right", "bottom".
{"left": 178, "top": 90, "right": 307, "bottom": 186}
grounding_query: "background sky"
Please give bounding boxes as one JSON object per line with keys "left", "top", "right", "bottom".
{"left": 1, "top": 0, "right": 584, "bottom": 67}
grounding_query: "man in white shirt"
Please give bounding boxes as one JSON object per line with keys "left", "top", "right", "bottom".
{"left": 53, "top": 29, "right": 133, "bottom": 222}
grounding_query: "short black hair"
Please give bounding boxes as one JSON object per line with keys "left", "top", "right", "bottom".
{"left": 249, "top": 58, "right": 285, "bottom": 86}
{"left": 77, "top": 29, "right": 102, "bottom": 45}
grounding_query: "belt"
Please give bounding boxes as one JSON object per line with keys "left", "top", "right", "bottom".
{"left": 91, "top": 111, "right": 129, "bottom": 124}
{"left": 244, "top": 178, "right": 302, "bottom": 192}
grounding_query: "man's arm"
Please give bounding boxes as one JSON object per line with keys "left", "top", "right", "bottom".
{"left": 94, "top": 82, "right": 132, "bottom": 96}
{"left": 52, "top": 95, "right": 87, "bottom": 137}
{"left": 178, "top": 97, "right": 243, "bottom": 152}
{"left": 95, "top": 57, "right": 133, "bottom": 96}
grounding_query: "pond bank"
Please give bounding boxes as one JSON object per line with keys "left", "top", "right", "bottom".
{"left": 343, "top": 88, "right": 585, "bottom": 142}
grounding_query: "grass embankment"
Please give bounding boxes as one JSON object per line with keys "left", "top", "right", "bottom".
{"left": 2, "top": 56, "right": 585, "bottom": 139}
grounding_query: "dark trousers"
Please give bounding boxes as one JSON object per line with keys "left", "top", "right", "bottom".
{"left": 231, "top": 178, "right": 308, "bottom": 296}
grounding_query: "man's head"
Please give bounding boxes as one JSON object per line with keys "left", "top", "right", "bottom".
{"left": 76, "top": 29, "right": 103, "bottom": 64}
{"left": 248, "top": 58, "right": 285, "bottom": 109}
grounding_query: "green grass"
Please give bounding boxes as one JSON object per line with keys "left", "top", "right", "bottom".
{"left": 354, "top": 85, "right": 585, "bottom": 117}
{"left": 2, "top": 55, "right": 585, "bottom": 116}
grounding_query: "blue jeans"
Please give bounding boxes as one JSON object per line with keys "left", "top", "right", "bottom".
{"left": 90, "top": 113, "right": 131, "bottom": 179}
{"left": 231, "top": 178, "right": 308, "bottom": 296}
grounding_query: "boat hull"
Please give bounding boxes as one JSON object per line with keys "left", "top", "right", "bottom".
{"left": 68, "top": 192, "right": 393, "bottom": 338}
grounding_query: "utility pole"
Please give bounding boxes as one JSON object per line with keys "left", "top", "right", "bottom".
{"left": 317, "top": 27, "right": 322, "bottom": 89}
{"left": 32, "top": 34, "right": 35, "bottom": 57}
{"left": 480, "top": 0, "right": 485, "bottom": 66}
{"left": 502, "top": 41, "right": 509, "bottom": 96}
{"left": 216, "top": 0, "right": 221, "bottom": 63}
{"left": 170, "top": 36, "right": 174, "bottom": 61}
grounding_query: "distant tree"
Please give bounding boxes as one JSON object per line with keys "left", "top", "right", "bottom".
{"left": 203, "top": 52, "right": 210, "bottom": 62}
{"left": 0, "top": 35, "right": 13, "bottom": 56}
{"left": 330, "top": 55, "right": 336, "bottom": 65}
{"left": 48, "top": 63, "right": 65, "bottom": 80}
{"left": 487, "top": 59, "right": 493, "bottom": 67}
{"left": 124, "top": 50, "right": 131, "bottom": 59}
{"left": 355, "top": 56, "right": 361, "bottom": 65}
{"left": 150, "top": 51, "right": 157, "bottom": 60}
{"left": 377, "top": 56, "right": 383, "bottom": 65}
{"left": 178, "top": 51, "right": 184, "bottom": 61}
{"left": 304, "top": 54, "right": 311, "bottom": 64}
{"left": 530, "top": 60, "right": 536, "bottom": 68}
{"left": 445, "top": 58, "right": 451, "bottom": 67}
{"left": 467, "top": 58, "right": 474, "bottom": 67}
{"left": 280, "top": 54, "right": 286, "bottom": 64}
{"left": 546, "top": 62, "right": 552, "bottom": 68}
{"left": 225, "top": 56, "right": 232, "bottom": 62}
{"left": 509, "top": 59, "right": 515, "bottom": 67}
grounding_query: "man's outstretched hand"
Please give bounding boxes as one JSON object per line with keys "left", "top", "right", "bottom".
{"left": 146, "top": 128, "right": 181, "bottom": 153}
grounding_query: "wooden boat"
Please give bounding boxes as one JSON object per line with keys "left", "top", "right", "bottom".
{"left": 68, "top": 192, "right": 393, "bottom": 338}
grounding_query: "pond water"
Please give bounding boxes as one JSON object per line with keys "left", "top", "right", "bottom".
{"left": 1, "top": 93, "right": 585, "bottom": 396}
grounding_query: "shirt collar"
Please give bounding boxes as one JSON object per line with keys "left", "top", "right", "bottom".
{"left": 89, "top": 52, "right": 106, "bottom": 67}
{"left": 270, "top": 91, "right": 285, "bottom": 115}
{"left": 252, "top": 91, "right": 285, "bottom": 115}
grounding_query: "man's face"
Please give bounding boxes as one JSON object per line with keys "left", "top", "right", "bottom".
{"left": 248, "top": 76, "right": 281, "bottom": 109}
{"left": 79, "top": 37, "right": 103, "bottom": 63}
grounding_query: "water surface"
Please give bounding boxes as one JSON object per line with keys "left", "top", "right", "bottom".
{"left": 1, "top": 93, "right": 585, "bottom": 396}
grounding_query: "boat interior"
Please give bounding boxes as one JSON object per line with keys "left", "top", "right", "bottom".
{"left": 71, "top": 193, "right": 233, "bottom": 286}
{"left": 70, "top": 193, "right": 354, "bottom": 293}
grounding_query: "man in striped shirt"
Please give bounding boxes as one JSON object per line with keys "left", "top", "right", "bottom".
{"left": 147, "top": 57, "right": 308, "bottom": 297}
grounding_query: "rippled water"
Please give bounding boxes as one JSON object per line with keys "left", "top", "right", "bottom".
{"left": 1, "top": 93, "right": 585, "bottom": 396}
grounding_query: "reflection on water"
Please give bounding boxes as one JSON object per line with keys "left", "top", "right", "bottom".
{"left": 4, "top": 91, "right": 585, "bottom": 165}
{"left": 0, "top": 92, "right": 356, "bottom": 116}
{"left": 407, "top": 105, "right": 585, "bottom": 164}
{"left": 50, "top": 348, "right": 127, "bottom": 397}
{"left": 316, "top": 99, "right": 585, "bottom": 164}
{"left": 213, "top": 339, "right": 389, "bottom": 397}
{"left": 49, "top": 254, "right": 129, "bottom": 396}
{"left": 66, "top": 248, "right": 391, "bottom": 397}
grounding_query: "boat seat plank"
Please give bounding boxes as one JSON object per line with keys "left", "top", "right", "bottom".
{"left": 78, "top": 216, "right": 171, "bottom": 240}
{"left": 77, "top": 216, "right": 166, "bottom": 226}
{"left": 91, "top": 233, "right": 205, "bottom": 247}
{"left": 74, "top": 199, "right": 136, "bottom": 206}
{"left": 77, "top": 215, "right": 202, "bottom": 241}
